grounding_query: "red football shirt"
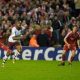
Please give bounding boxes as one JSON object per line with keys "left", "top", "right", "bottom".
{"left": 64, "top": 31, "right": 80, "bottom": 45}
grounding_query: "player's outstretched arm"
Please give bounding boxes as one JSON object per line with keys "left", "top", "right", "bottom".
{"left": 64, "top": 31, "right": 72, "bottom": 48}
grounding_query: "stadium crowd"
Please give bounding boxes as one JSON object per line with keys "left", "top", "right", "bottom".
{"left": 0, "top": 0, "right": 80, "bottom": 47}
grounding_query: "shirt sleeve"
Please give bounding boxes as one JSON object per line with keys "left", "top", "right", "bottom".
{"left": 64, "top": 31, "right": 72, "bottom": 40}
{"left": 11, "top": 27, "right": 16, "bottom": 36}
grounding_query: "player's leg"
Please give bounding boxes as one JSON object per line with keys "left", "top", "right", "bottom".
{"left": 2, "top": 53, "right": 8, "bottom": 65}
{"left": 0, "top": 42, "right": 13, "bottom": 55}
{"left": 12, "top": 49, "right": 21, "bottom": 63}
{"left": 68, "top": 46, "right": 76, "bottom": 65}
{"left": 0, "top": 43, "right": 14, "bottom": 66}
{"left": 58, "top": 50, "right": 66, "bottom": 66}
{"left": 58, "top": 44, "right": 68, "bottom": 66}
{"left": 12, "top": 53, "right": 16, "bottom": 64}
{"left": 2, "top": 48, "right": 13, "bottom": 65}
{"left": 15, "top": 42, "right": 22, "bottom": 53}
{"left": 68, "top": 50, "right": 76, "bottom": 65}
{"left": 62, "top": 50, "right": 66, "bottom": 63}
{"left": 8, "top": 42, "right": 17, "bottom": 63}
{"left": 12, "top": 43, "right": 22, "bottom": 63}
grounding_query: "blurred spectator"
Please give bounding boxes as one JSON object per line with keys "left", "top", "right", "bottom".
{"left": 51, "top": 15, "right": 62, "bottom": 44}
{"left": 37, "top": 28, "right": 50, "bottom": 47}
{"left": 59, "top": 24, "right": 71, "bottom": 46}
{"left": 68, "top": 17, "right": 77, "bottom": 30}
{"left": 29, "top": 32, "right": 39, "bottom": 47}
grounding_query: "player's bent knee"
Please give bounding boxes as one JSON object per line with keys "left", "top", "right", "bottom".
{"left": 62, "top": 50, "right": 66, "bottom": 55}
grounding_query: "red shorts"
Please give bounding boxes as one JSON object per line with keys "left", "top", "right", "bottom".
{"left": 63, "top": 44, "right": 77, "bottom": 52}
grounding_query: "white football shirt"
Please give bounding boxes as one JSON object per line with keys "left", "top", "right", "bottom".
{"left": 8, "top": 27, "right": 22, "bottom": 42}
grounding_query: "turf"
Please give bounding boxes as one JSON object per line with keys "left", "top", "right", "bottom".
{"left": 0, "top": 60, "right": 80, "bottom": 80}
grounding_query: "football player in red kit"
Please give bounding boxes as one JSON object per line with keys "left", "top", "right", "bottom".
{"left": 59, "top": 26, "right": 80, "bottom": 65}
{"left": 0, "top": 27, "right": 14, "bottom": 66}
{"left": 0, "top": 27, "right": 13, "bottom": 54}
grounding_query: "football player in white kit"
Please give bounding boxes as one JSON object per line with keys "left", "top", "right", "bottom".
{"left": 2, "top": 21, "right": 22, "bottom": 66}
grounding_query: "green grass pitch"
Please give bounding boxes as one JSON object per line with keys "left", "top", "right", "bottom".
{"left": 0, "top": 60, "right": 80, "bottom": 80}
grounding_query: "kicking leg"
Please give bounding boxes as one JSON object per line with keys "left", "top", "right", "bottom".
{"left": 12, "top": 50, "right": 19, "bottom": 63}
{"left": 2, "top": 52, "right": 10, "bottom": 67}
{"left": 2, "top": 54, "right": 8, "bottom": 65}
{"left": 2, "top": 46, "right": 13, "bottom": 66}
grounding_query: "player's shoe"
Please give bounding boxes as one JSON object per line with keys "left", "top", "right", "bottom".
{"left": 1, "top": 62, "right": 5, "bottom": 67}
{"left": 68, "top": 62, "right": 72, "bottom": 65}
{"left": 58, "top": 62, "right": 65, "bottom": 66}
{"left": 12, "top": 59, "right": 15, "bottom": 64}
{"left": 1, "top": 59, "right": 6, "bottom": 67}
